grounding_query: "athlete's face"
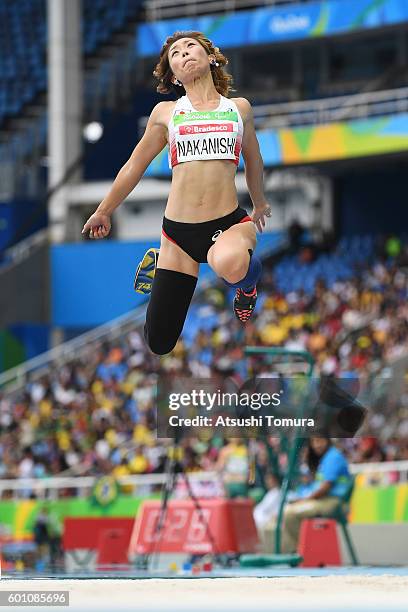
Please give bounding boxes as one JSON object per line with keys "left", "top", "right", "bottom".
{"left": 168, "top": 37, "right": 211, "bottom": 85}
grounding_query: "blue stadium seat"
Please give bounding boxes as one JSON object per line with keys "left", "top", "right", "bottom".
{"left": 0, "top": 0, "right": 143, "bottom": 127}
{"left": 272, "top": 238, "right": 374, "bottom": 295}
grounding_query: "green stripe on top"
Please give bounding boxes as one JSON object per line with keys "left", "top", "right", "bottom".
{"left": 174, "top": 111, "right": 238, "bottom": 125}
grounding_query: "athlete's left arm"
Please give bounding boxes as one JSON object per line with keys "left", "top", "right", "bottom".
{"left": 237, "top": 98, "right": 271, "bottom": 231}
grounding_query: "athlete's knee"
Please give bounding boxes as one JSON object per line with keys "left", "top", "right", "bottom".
{"left": 225, "top": 262, "right": 249, "bottom": 284}
{"left": 210, "top": 248, "right": 249, "bottom": 283}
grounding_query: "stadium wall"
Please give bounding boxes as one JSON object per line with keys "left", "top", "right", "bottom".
{"left": 83, "top": 91, "right": 161, "bottom": 181}
{"left": 0, "top": 322, "right": 50, "bottom": 373}
{"left": 0, "top": 484, "right": 407, "bottom": 540}
{"left": 0, "top": 329, "right": 25, "bottom": 372}
{"left": 0, "top": 243, "right": 49, "bottom": 329}
{"left": 50, "top": 240, "right": 158, "bottom": 328}
{"left": 0, "top": 199, "right": 47, "bottom": 252}
{"left": 0, "top": 236, "right": 50, "bottom": 369}
{"left": 138, "top": 0, "right": 408, "bottom": 55}
{"left": 335, "top": 165, "right": 408, "bottom": 236}
{"left": 0, "top": 496, "right": 158, "bottom": 540}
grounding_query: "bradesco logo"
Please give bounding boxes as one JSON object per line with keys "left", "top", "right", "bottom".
{"left": 179, "top": 124, "right": 233, "bottom": 135}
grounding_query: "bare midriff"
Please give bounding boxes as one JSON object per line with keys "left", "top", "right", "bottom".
{"left": 166, "top": 160, "right": 239, "bottom": 222}
{"left": 159, "top": 100, "right": 243, "bottom": 223}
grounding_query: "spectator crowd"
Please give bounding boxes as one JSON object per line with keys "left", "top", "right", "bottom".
{"left": 0, "top": 234, "right": 407, "bottom": 491}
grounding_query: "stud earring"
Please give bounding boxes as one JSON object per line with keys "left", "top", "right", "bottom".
{"left": 211, "top": 59, "right": 220, "bottom": 67}
{"left": 172, "top": 77, "right": 182, "bottom": 86}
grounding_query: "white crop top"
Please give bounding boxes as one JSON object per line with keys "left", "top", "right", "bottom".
{"left": 167, "top": 94, "right": 244, "bottom": 169}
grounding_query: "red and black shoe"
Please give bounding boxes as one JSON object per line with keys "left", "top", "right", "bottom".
{"left": 233, "top": 287, "right": 257, "bottom": 323}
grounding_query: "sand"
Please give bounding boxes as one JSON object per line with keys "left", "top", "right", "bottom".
{"left": 1, "top": 575, "right": 408, "bottom": 611}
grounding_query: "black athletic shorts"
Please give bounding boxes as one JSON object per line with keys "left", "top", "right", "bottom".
{"left": 162, "top": 206, "right": 252, "bottom": 264}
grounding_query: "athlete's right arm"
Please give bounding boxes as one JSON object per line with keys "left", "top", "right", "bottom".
{"left": 82, "top": 102, "right": 169, "bottom": 238}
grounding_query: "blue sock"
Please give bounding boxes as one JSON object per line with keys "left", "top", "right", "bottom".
{"left": 224, "top": 250, "right": 262, "bottom": 291}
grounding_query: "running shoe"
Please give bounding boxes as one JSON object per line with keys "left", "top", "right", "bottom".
{"left": 133, "top": 247, "right": 159, "bottom": 294}
{"left": 233, "top": 286, "right": 257, "bottom": 323}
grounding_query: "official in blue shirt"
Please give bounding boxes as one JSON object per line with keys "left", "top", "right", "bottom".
{"left": 308, "top": 437, "right": 350, "bottom": 499}
{"left": 282, "top": 437, "right": 351, "bottom": 553}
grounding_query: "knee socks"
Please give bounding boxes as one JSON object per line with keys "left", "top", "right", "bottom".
{"left": 224, "top": 249, "right": 262, "bottom": 291}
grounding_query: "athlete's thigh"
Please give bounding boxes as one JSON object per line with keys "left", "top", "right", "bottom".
{"left": 207, "top": 221, "right": 257, "bottom": 264}
{"left": 158, "top": 233, "right": 199, "bottom": 277}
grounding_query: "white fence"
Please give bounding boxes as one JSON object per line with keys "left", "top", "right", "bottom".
{"left": 1, "top": 462, "right": 408, "bottom": 500}
{"left": 0, "top": 471, "right": 219, "bottom": 500}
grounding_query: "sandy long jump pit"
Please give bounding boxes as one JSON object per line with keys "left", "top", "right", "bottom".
{"left": 1, "top": 574, "right": 408, "bottom": 611}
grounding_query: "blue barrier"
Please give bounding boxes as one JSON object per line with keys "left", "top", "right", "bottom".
{"left": 137, "top": 0, "right": 408, "bottom": 57}
{"left": 51, "top": 231, "right": 283, "bottom": 328}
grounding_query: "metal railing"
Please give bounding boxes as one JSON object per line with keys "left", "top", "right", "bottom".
{"left": 253, "top": 86, "right": 408, "bottom": 129}
{"left": 138, "top": 87, "right": 408, "bottom": 135}
{"left": 0, "top": 308, "right": 147, "bottom": 392}
{"left": 0, "top": 229, "right": 48, "bottom": 272}
{"left": 145, "top": 0, "right": 318, "bottom": 20}
{"left": 1, "top": 461, "right": 407, "bottom": 499}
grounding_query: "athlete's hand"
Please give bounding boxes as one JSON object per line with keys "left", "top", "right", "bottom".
{"left": 82, "top": 212, "right": 111, "bottom": 239}
{"left": 251, "top": 201, "right": 271, "bottom": 233}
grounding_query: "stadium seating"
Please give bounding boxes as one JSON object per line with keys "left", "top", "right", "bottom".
{"left": 273, "top": 236, "right": 375, "bottom": 295}
{"left": 0, "top": 0, "right": 143, "bottom": 126}
{"left": 0, "top": 236, "right": 406, "bottom": 485}
{"left": 83, "top": 0, "right": 143, "bottom": 54}
{"left": 0, "top": 0, "right": 46, "bottom": 123}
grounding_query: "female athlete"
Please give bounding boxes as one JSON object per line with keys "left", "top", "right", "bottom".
{"left": 82, "top": 31, "right": 271, "bottom": 355}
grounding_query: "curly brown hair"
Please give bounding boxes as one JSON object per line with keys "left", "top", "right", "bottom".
{"left": 152, "top": 30, "right": 235, "bottom": 98}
